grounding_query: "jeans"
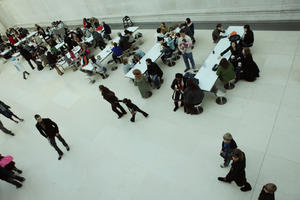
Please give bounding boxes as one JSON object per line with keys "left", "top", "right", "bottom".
{"left": 220, "top": 151, "right": 232, "bottom": 166}
{"left": 182, "top": 52, "right": 195, "bottom": 69}
{"left": 147, "top": 74, "right": 161, "bottom": 88}
{"left": 49, "top": 135, "right": 69, "bottom": 156}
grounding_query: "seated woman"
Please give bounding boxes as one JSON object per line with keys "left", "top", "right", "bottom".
{"left": 122, "top": 57, "right": 133, "bottom": 74}
{"left": 240, "top": 25, "right": 254, "bottom": 47}
{"left": 216, "top": 58, "right": 236, "bottom": 86}
{"left": 220, "top": 41, "right": 243, "bottom": 69}
{"left": 159, "top": 22, "right": 169, "bottom": 35}
{"left": 146, "top": 58, "right": 163, "bottom": 89}
{"left": 238, "top": 48, "right": 260, "bottom": 82}
{"left": 133, "top": 69, "right": 152, "bottom": 98}
{"left": 183, "top": 78, "right": 204, "bottom": 114}
{"left": 124, "top": 30, "right": 135, "bottom": 44}
{"left": 111, "top": 42, "right": 123, "bottom": 63}
{"left": 160, "top": 42, "right": 173, "bottom": 63}
{"left": 166, "top": 36, "right": 176, "bottom": 51}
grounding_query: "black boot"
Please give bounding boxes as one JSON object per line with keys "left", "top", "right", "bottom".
{"left": 240, "top": 182, "right": 252, "bottom": 192}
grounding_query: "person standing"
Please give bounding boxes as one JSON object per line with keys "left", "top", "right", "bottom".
{"left": 178, "top": 30, "right": 196, "bottom": 72}
{"left": 35, "top": 115, "right": 70, "bottom": 160}
{"left": 133, "top": 69, "right": 152, "bottom": 98}
{"left": 0, "top": 120, "right": 14, "bottom": 136}
{"left": 102, "top": 21, "right": 112, "bottom": 40}
{"left": 18, "top": 45, "right": 35, "bottom": 70}
{"left": 171, "top": 73, "right": 185, "bottom": 112}
{"left": 122, "top": 98, "right": 148, "bottom": 122}
{"left": 258, "top": 183, "right": 277, "bottom": 200}
{"left": 218, "top": 148, "right": 252, "bottom": 192}
{"left": 99, "top": 85, "right": 127, "bottom": 119}
{"left": 0, "top": 101, "right": 24, "bottom": 123}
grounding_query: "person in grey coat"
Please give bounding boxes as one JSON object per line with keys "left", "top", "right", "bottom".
{"left": 90, "top": 27, "right": 106, "bottom": 50}
{"left": 133, "top": 69, "right": 152, "bottom": 98}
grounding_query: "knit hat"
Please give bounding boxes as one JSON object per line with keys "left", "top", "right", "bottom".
{"left": 223, "top": 133, "right": 233, "bottom": 140}
{"left": 175, "top": 73, "right": 183, "bottom": 79}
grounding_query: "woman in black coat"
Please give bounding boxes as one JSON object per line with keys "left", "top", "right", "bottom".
{"left": 171, "top": 73, "right": 186, "bottom": 112}
{"left": 0, "top": 101, "right": 24, "bottom": 123}
{"left": 218, "top": 148, "right": 252, "bottom": 192}
{"left": 238, "top": 48, "right": 260, "bottom": 82}
{"left": 99, "top": 85, "right": 127, "bottom": 119}
{"left": 220, "top": 41, "right": 243, "bottom": 69}
{"left": 240, "top": 24, "right": 254, "bottom": 47}
{"left": 0, "top": 166, "right": 25, "bottom": 188}
{"left": 183, "top": 78, "right": 204, "bottom": 114}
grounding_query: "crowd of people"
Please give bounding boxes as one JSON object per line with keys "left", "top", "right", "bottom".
{"left": 0, "top": 17, "right": 277, "bottom": 200}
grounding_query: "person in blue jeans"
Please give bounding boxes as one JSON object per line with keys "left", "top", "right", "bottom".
{"left": 178, "top": 30, "right": 197, "bottom": 72}
{"left": 220, "top": 133, "right": 237, "bottom": 168}
{"left": 146, "top": 58, "right": 163, "bottom": 89}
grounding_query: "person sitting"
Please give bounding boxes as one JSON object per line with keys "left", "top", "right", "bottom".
{"left": 220, "top": 41, "right": 243, "bottom": 69}
{"left": 132, "top": 50, "right": 145, "bottom": 65}
{"left": 118, "top": 32, "right": 130, "bottom": 51}
{"left": 159, "top": 23, "right": 169, "bottom": 35}
{"left": 122, "top": 57, "right": 133, "bottom": 74}
{"left": 212, "top": 24, "right": 226, "bottom": 43}
{"left": 102, "top": 21, "right": 112, "bottom": 40}
{"left": 238, "top": 48, "right": 260, "bottom": 82}
{"left": 124, "top": 30, "right": 135, "bottom": 44}
{"left": 90, "top": 27, "right": 106, "bottom": 50}
{"left": 216, "top": 58, "right": 236, "bottom": 86}
{"left": 155, "top": 28, "right": 164, "bottom": 43}
{"left": 90, "top": 56, "right": 109, "bottom": 79}
{"left": 183, "top": 78, "right": 204, "bottom": 114}
{"left": 146, "top": 58, "right": 163, "bottom": 89}
{"left": 111, "top": 42, "right": 123, "bottom": 63}
{"left": 76, "top": 27, "right": 84, "bottom": 40}
{"left": 160, "top": 42, "right": 173, "bottom": 63}
{"left": 240, "top": 25, "right": 254, "bottom": 47}
{"left": 166, "top": 36, "right": 176, "bottom": 51}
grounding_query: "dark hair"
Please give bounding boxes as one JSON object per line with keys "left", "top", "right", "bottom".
{"left": 90, "top": 56, "right": 96, "bottom": 63}
{"left": 186, "top": 78, "right": 200, "bottom": 90}
{"left": 175, "top": 33, "right": 180, "bottom": 37}
{"left": 219, "top": 58, "right": 230, "bottom": 69}
{"left": 231, "top": 41, "right": 237, "bottom": 47}
{"left": 232, "top": 148, "right": 244, "bottom": 161}
{"left": 162, "top": 42, "right": 168, "bottom": 48}
{"left": 243, "top": 47, "right": 251, "bottom": 56}
{"left": 180, "top": 29, "right": 185, "bottom": 34}
{"left": 122, "top": 98, "right": 131, "bottom": 104}
{"left": 216, "top": 24, "right": 222, "bottom": 28}
{"left": 161, "top": 22, "right": 165, "bottom": 26}
{"left": 99, "top": 85, "right": 109, "bottom": 93}
{"left": 156, "top": 28, "right": 161, "bottom": 33}
{"left": 34, "top": 114, "right": 40, "bottom": 119}
{"left": 113, "top": 42, "right": 118, "bottom": 47}
{"left": 175, "top": 73, "right": 183, "bottom": 79}
{"left": 146, "top": 58, "right": 152, "bottom": 63}
{"left": 186, "top": 18, "right": 191, "bottom": 24}
{"left": 244, "top": 24, "right": 250, "bottom": 32}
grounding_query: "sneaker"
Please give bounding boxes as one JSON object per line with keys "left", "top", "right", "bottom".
{"left": 130, "top": 118, "right": 135, "bottom": 122}
{"left": 7, "top": 132, "right": 15, "bottom": 136}
{"left": 173, "top": 106, "right": 179, "bottom": 112}
{"left": 58, "top": 154, "right": 63, "bottom": 160}
{"left": 66, "top": 146, "right": 70, "bottom": 151}
{"left": 217, "top": 177, "right": 226, "bottom": 182}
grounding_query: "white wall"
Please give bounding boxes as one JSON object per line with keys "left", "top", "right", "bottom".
{"left": 0, "top": 0, "right": 300, "bottom": 28}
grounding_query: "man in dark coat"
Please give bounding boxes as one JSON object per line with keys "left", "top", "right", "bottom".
{"left": 90, "top": 27, "right": 106, "bottom": 50}
{"left": 117, "top": 32, "right": 130, "bottom": 51}
{"left": 19, "top": 45, "right": 35, "bottom": 70}
{"left": 102, "top": 21, "right": 112, "bottom": 40}
{"left": 218, "top": 148, "right": 252, "bottom": 192}
{"left": 35, "top": 115, "right": 70, "bottom": 160}
{"left": 0, "top": 166, "right": 25, "bottom": 188}
{"left": 146, "top": 58, "right": 163, "bottom": 89}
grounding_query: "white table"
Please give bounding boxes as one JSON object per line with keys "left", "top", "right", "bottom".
{"left": 0, "top": 48, "right": 11, "bottom": 56}
{"left": 12, "top": 52, "right": 20, "bottom": 57}
{"left": 125, "top": 27, "right": 180, "bottom": 79}
{"left": 26, "top": 31, "right": 37, "bottom": 39}
{"left": 81, "top": 26, "right": 140, "bottom": 71}
{"left": 55, "top": 42, "right": 65, "bottom": 49}
{"left": 194, "top": 26, "right": 244, "bottom": 91}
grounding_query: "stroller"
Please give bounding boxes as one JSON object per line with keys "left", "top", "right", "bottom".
{"left": 123, "top": 16, "right": 134, "bottom": 29}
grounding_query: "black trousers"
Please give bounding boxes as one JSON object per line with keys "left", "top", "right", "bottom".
{"left": 25, "top": 59, "right": 35, "bottom": 69}
{"left": 131, "top": 107, "right": 148, "bottom": 121}
{"left": 0, "top": 120, "right": 12, "bottom": 134}
{"left": 173, "top": 92, "right": 184, "bottom": 108}
{"left": 23, "top": 71, "right": 30, "bottom": 79}
{"left": 96, "top": 40, "right": 106, "bottom": 50}
{"left": 49, "top": 135, "right": 68, "bottom": 156}
{"left": 111, "top": 103, "right": 126, "bottom": 117}
{"left": 2, "top": 174, "right": 24, "bottom": 187}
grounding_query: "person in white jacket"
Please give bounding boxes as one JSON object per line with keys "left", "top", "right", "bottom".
{"left": 11, "top": 57, "right": 30, "bottom": 80}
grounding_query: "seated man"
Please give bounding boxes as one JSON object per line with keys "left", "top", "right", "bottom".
{"left": 118, "top": 32, "right": 130, "bottom": 51}
{"left": 132, "top": 49, "right": 145, "bottom": 65}
{"left": 212, "top": 24, "right": 226, "bottom": 43}
{"left": 146, "top": 58, "right": 163, "bottom": 89}
{"left": 90, "top": 27, "right": 106, "bottom": 50}
{"left": 122, "top": 57, "right": 133, "bottom": 74}
{"left": 111, "top": 42, "right": 123, "bottom": 63}
{"left": 102, "top": 21, "right": 112, "bottom": 40}
{"left": 160, "top": 42, "right": 173, "bottom": 63}
{"left": 183, "top": 78, "right": 204, "bottom": 114}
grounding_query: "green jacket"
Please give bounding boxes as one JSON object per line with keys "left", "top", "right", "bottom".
{"left": 216, "top": 63, "right": 236, "bottom": 82}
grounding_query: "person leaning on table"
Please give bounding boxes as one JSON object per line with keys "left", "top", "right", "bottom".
{"left": 216, "top": 58, "right": 236, "bottom": 85}
{"left": 212, "top": 24, "right": 226, "bottom": 43}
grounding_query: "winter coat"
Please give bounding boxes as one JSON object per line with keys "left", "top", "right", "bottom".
{"left": 225, "top": 152, "right": 247, "bottom": 185}
{"left": 240, "top": 55, "right": 260, "bottom": 82}
{"left": 134, "top": 76, "right": 152, "bottom": 98}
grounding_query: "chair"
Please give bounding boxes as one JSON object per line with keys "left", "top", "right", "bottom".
{"left": 194, "top": 103, "right": 203, "bottom": 114}
{"left": 224, "top": 79, "right": 235, "bottom": 90}
{"left": 165, "top": 56, "right": 176, "bottom": 67}
{"left": 215, "top": 88, "right": 227, "bottom": 105}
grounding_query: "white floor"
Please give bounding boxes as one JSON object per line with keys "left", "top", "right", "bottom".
{"left": 0, "top": 29, "right": 300, "bottom": 200}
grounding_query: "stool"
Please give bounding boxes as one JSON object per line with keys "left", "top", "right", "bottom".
{"left": 224, "top": 80, "right": 235, "bottom": 90}
{"left": 215, "top": 88, "right": 227, "bottom": 105}
{"left": 166, "top": 57, "right": 176, "bottom": 67}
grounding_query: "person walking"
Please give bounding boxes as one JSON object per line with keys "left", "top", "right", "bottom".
{"left": 133, "top": 69, "right": 152, "bottom": 98}
{"left": 0, "top": 166, "right": 25, "bottom": 189}
{"left": 35, "top": 114, "right": 70, "bottom": 160}
{"left": 99, "top": 85, "right": 127, "bottom": 119}
{"left": 0, "top": 120, "right": 15, "bottom": 136}
{"left": 218, "top": 148, "right": 252, "bottom": 192}
{"left": 18, "top": 45, "right": 35, "bottom": 70}
{"left": 122, "top": 98, "right": 148, "bottom": 122}
{"left": 0, "top": 101, "right": 24, "bottom": 123}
